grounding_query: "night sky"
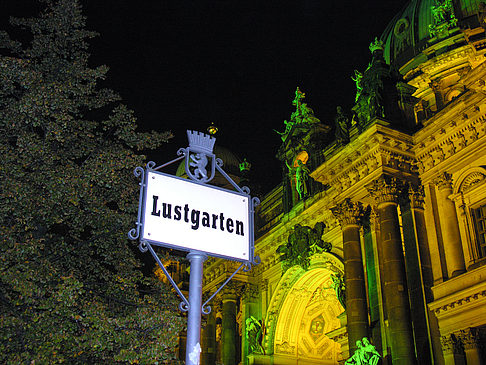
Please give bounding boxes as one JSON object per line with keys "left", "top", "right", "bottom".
{"left": 1, "top": 0, "right": 406, "bottom": 192}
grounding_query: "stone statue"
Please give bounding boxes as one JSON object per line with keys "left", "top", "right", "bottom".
{"left": 331, "top": 273, "right": 346, "bottom": 309}
{"left": 308, "top": 221, "right": 331, "bottom": 253}
{"left": 334, "top": 106, "right": 350, "bottom": 145}
{"left": 285, "top": 159, "right": 310, "bottom": 200}
{"left": 322, "top": 273, "right": 346, "bottom": 309}
{"left": 352, "top": 70, "right": 363, "bottom": 102}
{"left": 295, "top": 160, "right": 310, "bottom": 199}
{"left": 345, "top": 338, "right": 381, "bottom": 365}
{"left": 292, "top": 87, "right": 305, "bottom": 107}
{"left": 362, "top": 337, "right": 381, "bottom": 365}
{"left": 275, "top": 119, "right": 294, "bottom": 141}
{"left": 245, "top": 316, "right": 265, "bottom": 354}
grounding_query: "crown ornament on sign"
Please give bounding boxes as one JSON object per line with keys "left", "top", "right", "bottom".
{"left": 187, "top": 130, "right": 216, "bottom": 154}
{"left": 369, "top": 37, "right": 384, "bottom": 53}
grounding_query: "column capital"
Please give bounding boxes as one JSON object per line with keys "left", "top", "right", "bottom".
{"left": 242, "top": 283, "right": 259, "bottom": 302}
{"left": 367, "top": 176, "right": 400, "bottom": 206}
{"left": 331, "top": 198, "right": 364, "bottom": 227}
{"left": 434, "top": 172, "right": 453, "bottom": 191}
{"left": 456, "top": 328, "right": 481, "bottom": 350}
{"left": 429, "top": 79, "right": 442, "bottom": 93}
{"left": 408, "top": 183, "right": 425, "bottom": 210}
{"left": 221, "top": 282, "right": 238, "bottom": 302}
{"left": 440, "top": 334, "right": 464, "bottom": 355}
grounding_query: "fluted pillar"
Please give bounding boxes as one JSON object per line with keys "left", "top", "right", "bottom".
{"left": 221, "top": 286, "right": 238, "bottom": 365}
{"left": 368, "top": 177, "right": 416, "bottom": 365}
{"left": 434, "top": 172, "right": 465, "bottom": 278}
{"left": 331, "top": 199, "right": 369, "bottom": 355}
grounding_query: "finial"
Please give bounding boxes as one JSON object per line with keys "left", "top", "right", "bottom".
{"left": 292, "top": 87, "right": 306, "bottom": 107}
{"left": 369, "top": 37, "right": 384, "bottom": 53}
{"left": 207, "top": 122, "right": 218, "bottom": 135}
{"left": 239, "top": 158, "right": 251, "bottom": 172}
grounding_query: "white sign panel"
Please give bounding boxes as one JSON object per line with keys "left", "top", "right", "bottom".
{"left": 142, "top": 171, "right": 251, "bottom": 261}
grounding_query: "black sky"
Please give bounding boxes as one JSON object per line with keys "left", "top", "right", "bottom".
{"left": 1, "top": 0, "right": 406, "bottom": 192}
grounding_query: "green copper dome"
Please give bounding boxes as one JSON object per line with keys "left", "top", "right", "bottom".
{"left": 381, "top": 0, "right": 485, "bottom": 72}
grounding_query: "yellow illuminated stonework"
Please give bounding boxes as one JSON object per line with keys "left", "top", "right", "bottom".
{"left": 197, "top": 1, "right": 486, "bottom": 364}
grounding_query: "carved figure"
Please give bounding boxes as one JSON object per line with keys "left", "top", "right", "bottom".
{"left": 362, "top": 337, "right": 381, "bottom": 365}
{"left": 295, "top": 160, "right": 310, "bottom": 199}
{"left": 331, "top": 273, "right": 346, "bottom": 309}
{"left": 322, "top": 272, "right": 346, "bottom": 309}
{"left": 292, "top": 87, "right": 305, "bottom": 107}
{"left": 189, "top": 153, "right": 208, "bottom": 180}
{"left": 245, "top": 316, "right": 265, "bottom": 354}
{"left": 277, "top": 222, "right": 332, "bottom": 271}
{"left": 335, "top": 106, "right": 350, "bottom": 144}
{"left": 345, "top": 338, "right": 381, "bottom": 365}
{"left": 275, "top": 119, "right": 294, "bottom": 141}
{"left": 352, "top": 70, "right": 363, "bottom": 102}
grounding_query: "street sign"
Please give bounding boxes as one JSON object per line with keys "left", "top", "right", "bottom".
{"left": 129, "top": 130, "right": 259, "bottom": 365}
{"left": 142, "top": 170, "right": 251, "bottom": 261}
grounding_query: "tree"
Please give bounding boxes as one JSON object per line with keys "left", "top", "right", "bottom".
{"left": 0, "top": 1, "right": 184, "bottom": 363}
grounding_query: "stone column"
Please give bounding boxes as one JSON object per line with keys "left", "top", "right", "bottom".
{"left": 441, "top": 334, "right": 466, "bottom": 365}
{"left": 434, "top": 172, "right": 466, "bottom": 278}
{"left": 201, "top": 311, "right": 217, "bottom": 365}
{"left": 457, "top": 328, "right": 483, "bottom": 365}
{"left": 221, "top": 286, "right": 238, "bottom": 365}
{"left": 430, "top": 79, "right": 444, "bottom": 110}
{"left": 362, "top": 209, "right": 383, "bottom": 354}
{"left": 331, "top": 198, "right": 369, "bottom": 355}
{"left": 399, "top": 184, "right": 433, "bottom": 365}
{"left": 368, "top": 177, "right": 416, "bottom": 365}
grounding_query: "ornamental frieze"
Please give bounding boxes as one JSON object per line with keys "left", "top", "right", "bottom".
{"left": 415, "top": 110, "right": 486, "bottom": 177}
{"left": 313, "top": 125, "right": 415, "bottom": 190}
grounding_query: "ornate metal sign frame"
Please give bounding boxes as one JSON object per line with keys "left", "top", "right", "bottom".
{"left": 128, "top": 130, "right": 260, "bottom": 365}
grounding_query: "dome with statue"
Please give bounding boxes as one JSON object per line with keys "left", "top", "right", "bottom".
{"left": 381, "top": 0, "right": 486, "bottom": 72}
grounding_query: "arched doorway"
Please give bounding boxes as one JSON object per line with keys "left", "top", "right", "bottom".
{"left": 263, "top": 253, "right": 344, "bottom": 364}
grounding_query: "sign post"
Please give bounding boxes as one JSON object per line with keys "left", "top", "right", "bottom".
{"left": 129, "top": 130, "right": 259, "bottom": 365}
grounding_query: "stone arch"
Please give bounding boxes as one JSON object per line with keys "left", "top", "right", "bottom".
{"left": 453, "top": 166, "right": 486, "bottom": 195}
{"left": 263, "top": 253, "right": 344, "bottom": 361}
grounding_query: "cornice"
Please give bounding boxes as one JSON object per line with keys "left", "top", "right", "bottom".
{"left": 429, "top": 265, "right": 486, "bottom": 315}
{"left": 414, "top": 105, "right": 486, "bottom": 182}
{"left": 428, "top": 286, "right": 486, "bottom": 316}
{"left": 311, "top": 124, "right": 416, "bottom": 200}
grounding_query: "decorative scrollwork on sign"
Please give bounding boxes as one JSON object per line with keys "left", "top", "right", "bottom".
{"left": 201, "top": 304, "right": 211, "bottom": 315}
{"left": 179, "top": 301, "right": 189, "bottom": 312}
{"left": 138, "top": 241, "right": 148, "bottom": 253}
{"left": 128, "top": 166, "right": 146, "bottom": 240}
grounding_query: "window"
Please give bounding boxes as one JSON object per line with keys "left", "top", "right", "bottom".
{"left": 472, "top": 205, "right": 486, "bottom": 259}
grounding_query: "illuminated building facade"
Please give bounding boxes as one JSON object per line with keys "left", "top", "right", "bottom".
{"left": 199, "top": 1, "right": 486, "bottom": 364}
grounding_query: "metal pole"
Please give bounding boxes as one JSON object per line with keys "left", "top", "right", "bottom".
{"left": 185, "top": 251, "right": 207, "bottom": 365}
